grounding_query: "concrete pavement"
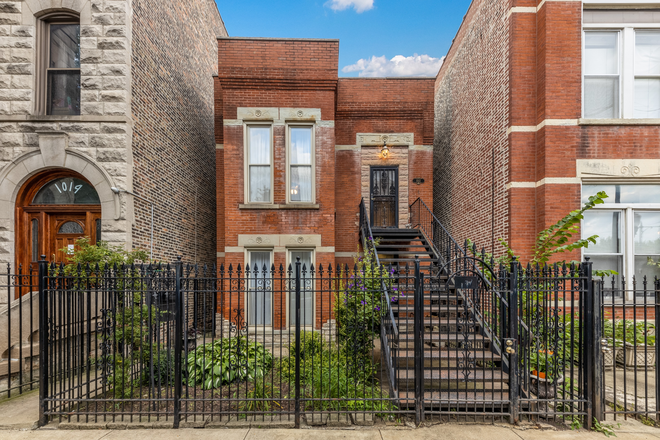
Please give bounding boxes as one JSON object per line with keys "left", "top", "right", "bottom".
{"left": 0, "top": 423, "right": 658, "bottom": 440}
{"left": 1, "top": 389, "right": 659, "bottom": 439}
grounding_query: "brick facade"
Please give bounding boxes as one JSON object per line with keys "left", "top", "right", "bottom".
{"left": 434, "top": 0, "right": 510, "bottom": 255}
{"left": 215, "top": 38, "right": 434, "bottom": 327}
{"left": 435, "top": 0, "right": 660, "bottom": 264}
{"left": 132, "top": 0, "right": 226, "bottom": 263}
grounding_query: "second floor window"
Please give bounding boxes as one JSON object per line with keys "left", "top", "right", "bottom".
{"left": 584, "top": 26, "right": 660, "bottom": 119}
{"left": 46, "top": 22, "right": 81, "bottom": 115}
{"left": 247, "top": 126, "right": 272, "bottom": 203}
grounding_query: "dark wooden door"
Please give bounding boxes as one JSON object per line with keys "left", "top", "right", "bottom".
{"left": 370, "top": 167, "right": 398, "bottom": 228}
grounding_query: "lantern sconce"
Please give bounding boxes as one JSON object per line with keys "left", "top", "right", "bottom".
{"left": 380, "top": 142, "right": 390, "bottom": 159}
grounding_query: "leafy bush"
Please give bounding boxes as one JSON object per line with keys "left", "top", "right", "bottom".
{"left": 186, "top": 337, "right": 273, "bottom": 390}
{"left": 140, "top": 345, "right": 175, "bottom": 386}
{"left": 604, "top": 319, "right": 655, "bottom": 347}
{"left": 334, "top": 241, "right": 392, "bottom": 381}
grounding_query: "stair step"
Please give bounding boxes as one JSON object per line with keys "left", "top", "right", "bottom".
{"left": 398, "top": 391, "right": 510, "bottom": 407}
{"left": 395, "top": 370, "right": 509, "bottom": 389}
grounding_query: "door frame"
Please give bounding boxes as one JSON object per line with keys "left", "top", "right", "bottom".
{"left": 369, "top": 166, "right": 399, "bottom": 229}
{"left": 15, "top": 170, "right": 101, "bottom": 271}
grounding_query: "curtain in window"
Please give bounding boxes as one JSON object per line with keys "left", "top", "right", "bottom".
{"left": 584, "top": 32, "right": 620, "bottom": 119}
{"left": 635, "top": 31, "right": 660, "bottom": 118}
{"left": 248, "top": 251, "right": 272, "bottom": 326}
{"left": 249, "top": 127, "right": 271, "bottom": 202}
{"left": 290, "top": 127, "right": 312, "bottom": 202}
{"left": 289, "top": 251, "right": 314, "bottom": 327}
{"left": 634, "top": 212, "right": 660, "bottom": 282}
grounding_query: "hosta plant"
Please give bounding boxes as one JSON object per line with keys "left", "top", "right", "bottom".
{"left": 186, "top": 337, "right": 273, "bottom": 390}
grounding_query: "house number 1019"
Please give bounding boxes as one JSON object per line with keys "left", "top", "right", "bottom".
{"left": 55, "top": 181, "right": 83, "bottom": 194}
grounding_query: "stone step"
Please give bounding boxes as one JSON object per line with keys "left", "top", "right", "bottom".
{"left": 396, "top": 333, "right": 491, "bottom": 350}
{"left": 395, "top": 369, "right": 509, "bottom": 389}
{"left": 397, "top": 390, "right": 510, "bottom": 408}
{"left": 396, "top": 349, "right": 502, "bottom": 368}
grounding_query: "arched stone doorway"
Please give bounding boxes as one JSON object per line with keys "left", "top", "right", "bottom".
{"left": 15, "top": 170, "right": 102, "bottom": 268}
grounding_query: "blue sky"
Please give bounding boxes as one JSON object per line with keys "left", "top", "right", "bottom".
{"left": 214, "top": 0, "right": 472, "bottom": 77}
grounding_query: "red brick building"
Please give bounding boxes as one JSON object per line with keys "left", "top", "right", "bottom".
{"left": 435, "top": 0, "right": 660, "bottom": 290}
{"left": 214, "top": 37, "right": 434, "bottom": 329}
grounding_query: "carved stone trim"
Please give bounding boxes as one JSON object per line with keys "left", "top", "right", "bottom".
{"left": 237, "top": 107, "right": 279, "bottom": 121}
{"left": 280, "top": 108, "right": 321, "bottom": 121}
{"left": 357, "top": 133, "right": 414, "bottom": 146}
{"left": 577, "top": 159, "right": 660, "bottom": 182}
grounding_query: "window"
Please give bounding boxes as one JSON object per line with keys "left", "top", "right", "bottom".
{"left": 246, "top": 126, "right": 272, "bottom": 203}
{"left": 36, "top": 14, "right": 81, "bottom": 115}
{"left": 583, "top": 12, "right": 660, "bottom": 119}
{"left": 289, "top": 250, "right": 314, "bottom": 327}
{"left": 582, "top": 184, "right": 660, "bottom": 292}
{"left": 287, "top": 126, "right": 314, "bottom": 203}
{"left": 32, "top": 177, "right": 100, "bottom": 205}
{"left": 247, "top": 250, "right": 272, "bottom": 326}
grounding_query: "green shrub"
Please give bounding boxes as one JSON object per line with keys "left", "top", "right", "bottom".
{"left": 140, "top": 345, "right": 175, "bottom": 386}
{"left": 186, "top": 337, "right": 273, "bottom": 390}
{"left": 604, "top": 319, "right": 655, "bottom": 347}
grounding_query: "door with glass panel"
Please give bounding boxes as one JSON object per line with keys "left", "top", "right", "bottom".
{"left": 289, "top": 250, "right": 314, "bottom": 327}
{"left": 370, "top": 167, "right": 398, "bottom": 228}
{"left": 247, "top": 251, "right": 272, "bottom": 326}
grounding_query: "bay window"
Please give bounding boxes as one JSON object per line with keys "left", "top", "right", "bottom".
{"left": 583, "top": 12, "right": 660, "bottom": 119}
{"left": 583, "top": 184, "right": 660, "bottom": 292}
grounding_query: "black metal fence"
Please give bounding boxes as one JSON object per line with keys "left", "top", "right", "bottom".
{"left": 598, "top": 276, "right": 659, "bottom": 424}
{"left": 1, "top": 264, "right": 39, "bottom": 399}
{"left": 39, "top": 258, "right": 405, "bottom": 427}
{"left": 32, "top": 254, "right": 660, "bottom": 428}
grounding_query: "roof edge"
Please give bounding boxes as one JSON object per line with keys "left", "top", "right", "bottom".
{"left": 217, "top": 36, "right": 340, "bottom": 42}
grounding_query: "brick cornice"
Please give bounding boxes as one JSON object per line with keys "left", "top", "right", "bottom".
{"left": 217, "top": 78, "right": 338, "bottom": 91}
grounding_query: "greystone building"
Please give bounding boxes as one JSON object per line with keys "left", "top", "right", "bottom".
{"left": 0, "top": 0, "right": 226, "bottom": 308}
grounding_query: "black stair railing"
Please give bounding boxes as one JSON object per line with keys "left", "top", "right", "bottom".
{"left": 359, "top": 198, "right": 399, "bottom": 398}
{"left": 409, "top": 198, "right": 513, "bottom": 358}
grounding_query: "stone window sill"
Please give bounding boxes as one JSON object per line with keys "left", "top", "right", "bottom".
{"left": 0, "top": 115, "right": 129, "bottom": 123}
{"left": 239, "top": 203, "right": 320, "bottom": 210}
{"left": 579, "top": 118, "right": 660, "bottom": 126}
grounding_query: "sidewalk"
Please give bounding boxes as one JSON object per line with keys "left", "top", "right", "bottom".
{"left": 1, "top": 390, "right": 659, "bottom": 439}
{"left": 0, "top": 422, "right": 658, "bottom": 440}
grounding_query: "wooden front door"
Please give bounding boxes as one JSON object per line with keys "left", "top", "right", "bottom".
{"left": 50, "top": 213, "right": 100, "bottom": 263}
{"left": 16, "top": 171, "right": 102, "bottom": 271}
{"left": 370, "top": 167, "right": 398, "bottom": 228}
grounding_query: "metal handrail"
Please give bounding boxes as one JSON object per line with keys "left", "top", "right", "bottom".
{"left": 359, "top": 198, "right": 398, "bottom": 339}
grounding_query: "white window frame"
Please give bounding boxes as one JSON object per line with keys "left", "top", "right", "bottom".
{"left": 286, "top": 248, "right": 315, "bottom": 329}
{"left": 583, "top": 22, "right": 660, "bottom": 119}
{"left": 244, "top": 123, "right": 274, "bottom": 205}
{"left": 285, "top": 123, "right": 316, "bottom": 205}
{"left": 582, "top": 185, "right": 660, "bottom": 293}
{"left": 245, "top": 248, "right": 274, "bottom": 329}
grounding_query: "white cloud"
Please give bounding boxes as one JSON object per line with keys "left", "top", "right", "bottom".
{"left": 342, "top": 54, "right": 445, "bottom": 78}
{"left": 325, "top": 0, "right": 374, "bottom": 13}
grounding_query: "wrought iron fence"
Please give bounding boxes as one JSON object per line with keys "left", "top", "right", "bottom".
{"left": 34, "top": 252, "right": 660, "bottom": 429}
{"left": 598, "top": 276, "right": 659, "bottom": 424}
{"left": 40, "top": 258, "right": 407, "bottom": 427}
{"left": 1, "top": 264, "right": 39, "bottom": 399}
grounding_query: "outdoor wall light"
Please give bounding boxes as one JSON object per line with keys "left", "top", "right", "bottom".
{"left": 381, "top": 142, "right": 390, "bottom": 158}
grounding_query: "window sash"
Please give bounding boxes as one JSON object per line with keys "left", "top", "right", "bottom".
{"left": 583, "top": 26, "right": 660, "bottom": 119}
{"left": 287, "top": 125, "right": 315, "bottom": 204}
{"left": 247, "top": 250, "right": 273, "bottom": 326}
{"left": 246, "top": 125, "right": 273, "bottom": 203}
{"left": 288, "top": 250, "right": 314, "bottom": 327}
